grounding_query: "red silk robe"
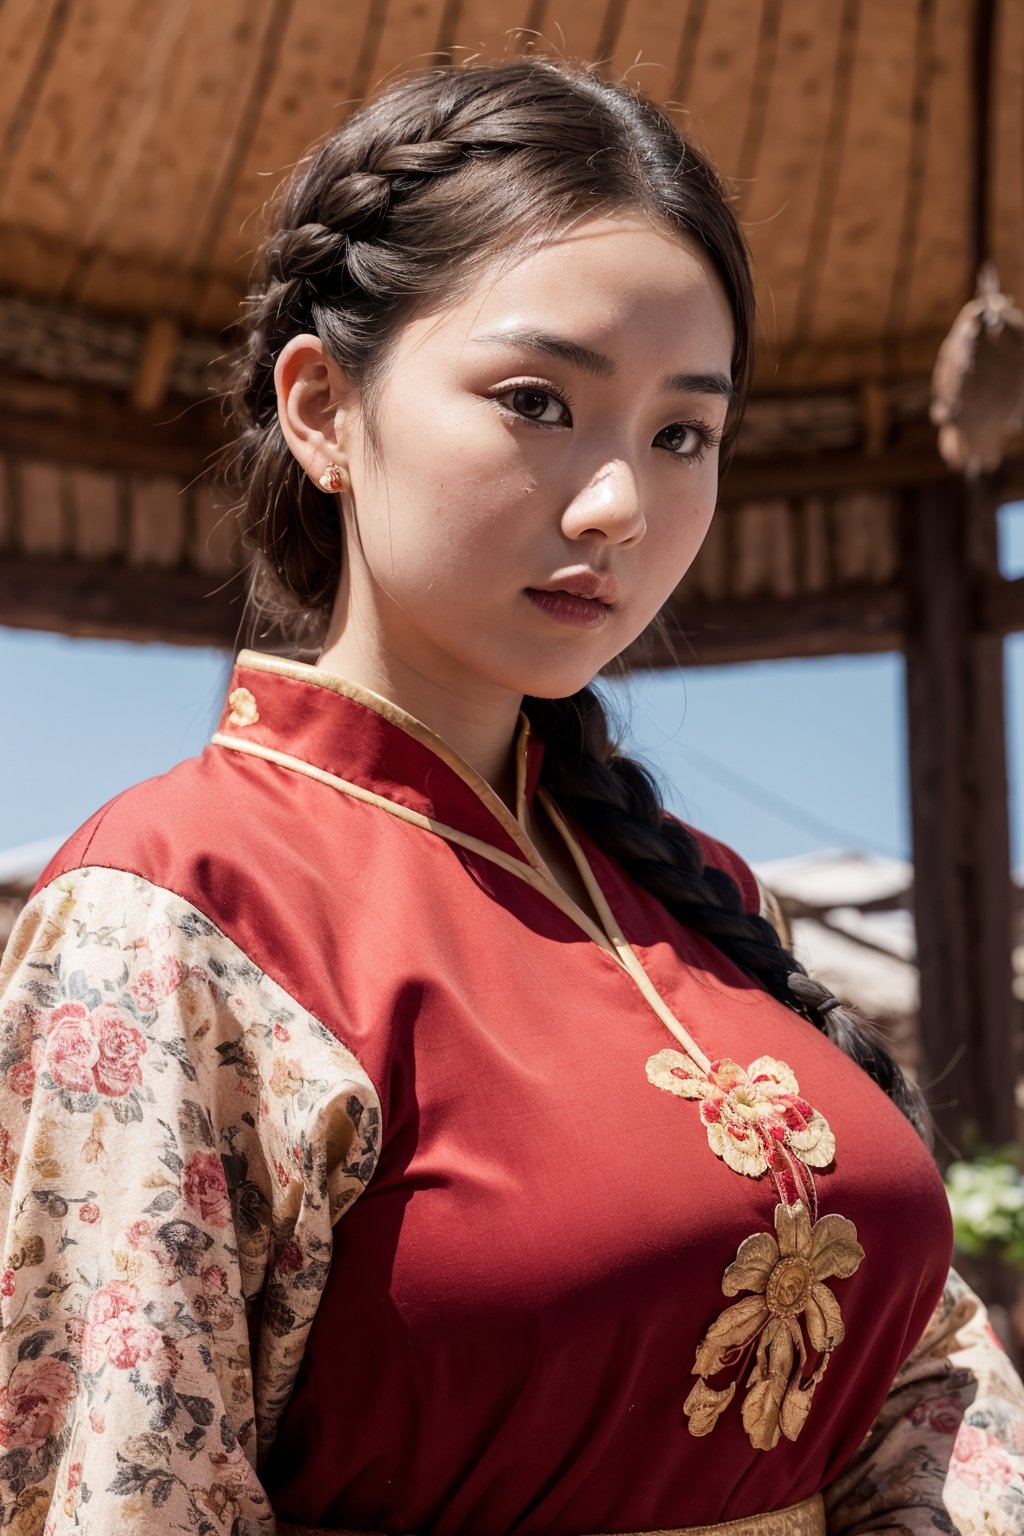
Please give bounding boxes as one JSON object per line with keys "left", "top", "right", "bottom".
{"left": 1, "top": 649, "right": 1021, "bottom": 1536}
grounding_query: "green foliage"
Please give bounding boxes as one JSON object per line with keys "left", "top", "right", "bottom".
{"left": 945, "top": 1146, "right": 1024, "bottom": 1265}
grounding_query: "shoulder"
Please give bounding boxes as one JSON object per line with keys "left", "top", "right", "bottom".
{"left": 27, "top": 742, "right": 306, "bottom": 940}
{"left": 0, "top": 860, "right": 381, "bottom": 1513}
{"left": 3, "top": 861, "right": 381, "bottom": 1220}
{"left": 30, "top": 749, "right": 223, "bottom": 901}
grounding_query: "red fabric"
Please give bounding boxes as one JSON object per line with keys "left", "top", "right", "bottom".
{"left": 34, "top": 657, "right": 953, "bottom": 1536}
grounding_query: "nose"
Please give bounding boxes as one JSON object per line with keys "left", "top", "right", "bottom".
{"left": 561, "top": 459, "right": 646, "bottom": 547}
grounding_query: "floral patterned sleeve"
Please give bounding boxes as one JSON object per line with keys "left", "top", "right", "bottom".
{"left": 0, "top": 866, "right": 381, "bottom": 1535}
{"left": 823, "top": 1267, "right": 1024, "bottom": 1534}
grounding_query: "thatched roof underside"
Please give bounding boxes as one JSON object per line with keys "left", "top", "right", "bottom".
{"left": 1, "top": 0, "right": 1021, "bottom": 383}
{"left": 1, "top": 0, "right": 1023, "bottom": 656}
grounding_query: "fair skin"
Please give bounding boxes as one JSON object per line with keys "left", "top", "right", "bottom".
{"left": 274, "top": 209, "right": 734, "bottom": 909}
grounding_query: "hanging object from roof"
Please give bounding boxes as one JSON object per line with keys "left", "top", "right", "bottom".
{"left": 930, "top": 263, "right": 1024, "bottom": 478}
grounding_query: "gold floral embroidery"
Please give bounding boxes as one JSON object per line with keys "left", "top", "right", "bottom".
{"left": 227, "top": 687, "right": 259, "bottom": 727}
{"left": 646, "top": 1051, "right": 835, "bottom": 1207}
{"left": 685, "top": 1200, "right": 865, "bottom": 1451}
{"left": 645, "top": 1032, "right": 861, "bottom": 1450}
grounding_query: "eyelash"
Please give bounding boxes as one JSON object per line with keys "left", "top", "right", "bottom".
{"left": 489, "top": 379, "right": 723, "bottom": 464}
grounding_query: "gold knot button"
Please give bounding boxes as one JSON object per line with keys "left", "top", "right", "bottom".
{"left": 227, "top": 687, "right": 259, "bottom": 728}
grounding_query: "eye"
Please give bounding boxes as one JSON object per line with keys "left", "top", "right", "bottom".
{"left": 655, "top": 420, "right": 722, "bottom": 463}
{"left": 492, "top": 384, "right": 572, "bottom": 427}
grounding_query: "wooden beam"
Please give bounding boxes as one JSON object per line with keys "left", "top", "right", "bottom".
{"left": 721, "top": 429, "right": 1024, "bottom": 501}
{"left": 969, "top": 0, "right": 996, "bottom": 281}
{"left": 0, "top": 293, "right": 953, "bottom": 400}
{"left": 0, "top": 294, "right": 223, "bottom": 400}
{"left": 0, "top": 290, "right": 963, "bottom": 401}
{"left": 629, "top": 586, "right": 906, "bottom": 668}
{"left": 981, "top": 575, "right": 1024, "bottom": 635}
{"left": 0, "top": 556, "right": 243, "bottom": 649}
{"left": 753, "top": 330, "right": 965, "bottom": 394}
{"left": 0, "top": 376, "right": 223, "bottom": 479}
{"left": 3, "top": 548, "right": 1020, "bottom": 662}
{"left": 902, "top": 477, "right": 1018, "bottom": 1163}
{"left": 0, "top": 554, "right": 916, "bottom": 663}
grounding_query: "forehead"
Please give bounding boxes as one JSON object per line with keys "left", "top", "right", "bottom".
{"left": 394, "top": 212, "right": 735, "bottom": 373}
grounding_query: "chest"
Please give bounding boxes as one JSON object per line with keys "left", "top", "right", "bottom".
{"left": 320, "top": 831, "right": 950, "bottom": 1315}
{"left": 265, "top": 807, "right": 955, "bottom": 1528}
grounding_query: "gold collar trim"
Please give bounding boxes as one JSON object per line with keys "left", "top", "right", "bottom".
{"left": 219, "top": 652, "right": 718, "bottom": 1075}
{"left": 234, "top": 649, "right": 543, "bottom": 871}
{"left": 210, "top": 731, "right": 625, "bottom": 965}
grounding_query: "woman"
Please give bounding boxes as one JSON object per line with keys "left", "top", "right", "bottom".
{"left": 1, "top": 55, "right": 1022, "bottom": 1536}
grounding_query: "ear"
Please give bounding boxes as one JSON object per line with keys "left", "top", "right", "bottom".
{"left": 273, "top": 334, "right": 359, "bottom": 488}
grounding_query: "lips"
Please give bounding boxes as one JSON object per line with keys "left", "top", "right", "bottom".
{"left": 523, "top": 584, "right": 614, "bottom": 630}
{"left": 556, "top": 584, "right": 608, "bottom": 603}
{"left": 528, "top": 569, "right": 619, "bottom": 606}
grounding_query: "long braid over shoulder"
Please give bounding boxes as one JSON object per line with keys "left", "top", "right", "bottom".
{"left": 524, "top": 689, "right": 928, "bottom": 1139}
{"left": 221, "top": 55, "right": 929, "bottom": 1142}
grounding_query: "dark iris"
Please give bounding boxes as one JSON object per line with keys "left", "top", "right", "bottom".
{"left": 513, "top": 388, "right": 551, "bottom": 419}
{"left": 660, "top": 424, "right": 691, "bottom": 451}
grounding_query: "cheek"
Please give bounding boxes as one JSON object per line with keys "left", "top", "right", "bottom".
{"left": 372, "top": 381, "right": 525, "bottom": 488}
{"left": 358, "top": 399, "right": 536, "bottom": 541}
{"left": 646, "top": 485, "right": 718, "bottom": 590}
{"left": 351, "top": 457, "right": 533, "bottom": 595}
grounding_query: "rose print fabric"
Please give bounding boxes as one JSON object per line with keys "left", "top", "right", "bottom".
{"left": 0, "top": 866, "right": 381, "bottom": 1534}
{"left": 823, "top": 1270, "right": 1024, "bottom": 1532}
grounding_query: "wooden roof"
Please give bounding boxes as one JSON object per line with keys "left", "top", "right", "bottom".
{"left": 1, "top": 0, "right": 1020, "bottom": 392}
{"left": 1, "top": 0, "right": 1023, "bottom": 659}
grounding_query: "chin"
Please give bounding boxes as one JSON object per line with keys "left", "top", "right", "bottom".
{"left": 445, "top": 618, "right": 638, "bottom": 701}
{"left": 486, "top": 652, "right": 617, "bottom": 702}
{"left": 519, "top": 674, "right": 603, "bottom": 701}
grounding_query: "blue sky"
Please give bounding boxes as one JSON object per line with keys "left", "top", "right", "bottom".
{"left": 2, "top": 503, "right": 1022, "bottom": 867}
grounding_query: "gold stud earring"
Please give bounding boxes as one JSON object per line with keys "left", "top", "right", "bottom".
{"left": 317, "top": 463, "right": 350, "bottom": 493}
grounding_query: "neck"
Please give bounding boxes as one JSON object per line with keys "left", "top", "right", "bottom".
{"left": 315, "top": 631, "right": 524, "bottom": 811}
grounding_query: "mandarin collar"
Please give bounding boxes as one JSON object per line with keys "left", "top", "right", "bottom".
{"left": 211, "top": 649, "right": 547, "bottom": 867}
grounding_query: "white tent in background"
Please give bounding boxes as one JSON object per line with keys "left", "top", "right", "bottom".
{"left": 753, "top": 849, "right": 920, "bottom": 1023}
{"left": 0, "top": 834, "right": 69, "bottom": 950}
{"left": 0, "top": 835, "right": 67, "bottom": 891}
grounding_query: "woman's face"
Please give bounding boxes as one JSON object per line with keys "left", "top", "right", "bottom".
{"left": 326, "top": 209, "right": 735, "bottom": 701}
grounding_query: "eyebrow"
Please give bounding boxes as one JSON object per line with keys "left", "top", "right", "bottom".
{"left": 470, "top": 328, "right": 735, "bottom": 406}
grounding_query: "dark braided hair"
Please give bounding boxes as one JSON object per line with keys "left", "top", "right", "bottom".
{"left": 219, "top": 55, "right": 928, "bottom": 1142}
{"left": 526, "top": 690, "right": 927, "bottom": 1136}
